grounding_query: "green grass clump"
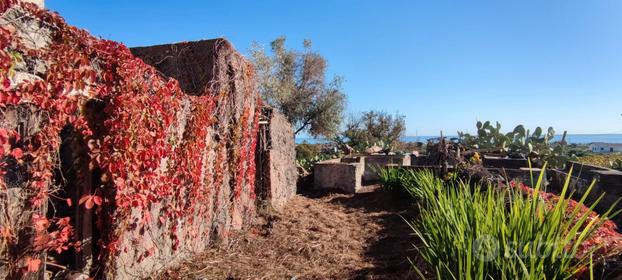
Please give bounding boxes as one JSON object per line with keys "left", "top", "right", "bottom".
{"left": 405, "top": 167, "right": 619, "bottom": 279}
{"left": 378, "top": 167, "right": 421, "bottom": 197}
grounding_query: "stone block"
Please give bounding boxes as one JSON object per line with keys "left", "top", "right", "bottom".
{"left": 314, "top": 159, "right": 364, "bottom": 193}
{"left": 482, "top": 156, "right": 529, "bottom": 169}
{"left": 363, "top": 154, "right": 411, "bottom": 182}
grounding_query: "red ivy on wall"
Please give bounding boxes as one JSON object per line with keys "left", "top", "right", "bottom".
{"left": 0, "top": 1, "right": 260, "bottom": 275}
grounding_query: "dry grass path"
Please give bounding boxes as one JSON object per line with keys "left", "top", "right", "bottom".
{"left": 160, "top": 187, "right": 417, "bottom": 279}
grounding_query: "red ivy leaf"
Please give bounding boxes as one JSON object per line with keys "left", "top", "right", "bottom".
{"left": 85, "top": 198, "right": 94, "bottom": 210}
{"left": 78, "top": 195, "right": 89, "bottom": 206}
{"left": 78, "top": 195, "right": 101, "bottom": 209}
{"left": 0, "top": 129, "right": 8, "bottom": 140}
{"left": 92, "top": 195, "right": 102, "bottom": 206}
{"left": 25, "top": 257, "right": 41, "bottom": 272}
{"left": 115, "top": 177, "right": 125, "bottom": 189}
{"left": 32, "top": 214, "right": 48, "bottom": 232}
{"left": 10, "top": 148, "right": 23, "bottom": 159}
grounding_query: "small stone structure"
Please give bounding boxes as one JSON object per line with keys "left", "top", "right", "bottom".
{"left": 363, "top": 154, "right": 411, "bottom": 183}
{"left": 314, "top": 154, "right": 411, "bottom": 193}
{"left": 314, "top": 157, "right": 364, "bottom": 193}
{"left": 255, "top": 107, "right": 297, "bottom": 210}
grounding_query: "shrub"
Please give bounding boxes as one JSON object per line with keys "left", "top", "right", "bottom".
{"left": 394, "top": 140, "right": 423, "bottom": 154}
{"left": 405, "top": 167, "right": 620, "bottom": 279}
{"left": 342, "top": 110, "right": 406, "bottom": 153}
{"left": 578, "top": 154, "right": 622, "bottom": 170}
{"left": 295, "top": 142, "right": 321, "bottom": 160}
{"left": 296, "top": 154, "right": 333, "bottom": 174}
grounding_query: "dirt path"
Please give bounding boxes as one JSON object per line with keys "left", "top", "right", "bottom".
{"left": 161, "top": 188, "right": 417, "bottom": 279}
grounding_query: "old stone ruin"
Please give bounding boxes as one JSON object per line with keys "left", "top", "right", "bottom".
{"left": 0, "top": 1, "right": 295, "bottom": 279}
{"left": 130, "top": 42, "right": 297, "bottom": 212}
{"left": 253, "top": 107, "right": 297, "bottom": 211}
{"left": 314, "top": 154, "right": 411, "bottom": 193}
{"left": 315, "top": 138, "right": 622, "bottom": 230}
{"left": 312, "top": 138, "right": 622, "bottom": 274}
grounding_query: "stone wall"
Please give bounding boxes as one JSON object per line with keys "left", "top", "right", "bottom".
{"left": 255, "top": 107, "right": 296, "bottom": 211}
{"left": 411, "top": 154, "right": 432, "bottom": 166}
{"left": 409, "top": 155, "right": 622, "bottom": 231}
{"left": 314, "top": 158, "right": 364, "bottom": 193}
{"left": 363, "top": 154, "right": 411, "bottom": 183}
{"left": 548, "top": 161, "right": 622, "bottom": 230}
{"left": 0, "top": 3, "right": 261, "bottom": 278}
{"left": 114, "top": 39, "right": 259, "bottom": 278}
{"left": 482, "top": 156, "right": 529, "bottom": 169}
{"left": 478, "top": 163, "right": 622, "bottom": 231}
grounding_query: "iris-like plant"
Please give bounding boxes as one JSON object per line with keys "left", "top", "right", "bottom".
{"left": 405, "top": 167, "right": 620, "bottom": 279}
{"left": 378, "top": 167, "right": 419, "bottom": 197}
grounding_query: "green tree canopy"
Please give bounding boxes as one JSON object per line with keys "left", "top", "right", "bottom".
{"left": 251, "top": 37, "right": 346, "bottom": 137}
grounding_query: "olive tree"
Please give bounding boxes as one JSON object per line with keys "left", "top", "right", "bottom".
{"left": 251, "top": 37, "right": 346, "bottom": 137}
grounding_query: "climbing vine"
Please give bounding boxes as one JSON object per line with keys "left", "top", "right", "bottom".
{"left": 0, "top": 1, "right": 260, "bottom": 277}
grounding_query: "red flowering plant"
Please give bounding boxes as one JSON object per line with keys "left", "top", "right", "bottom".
{"left": 508, "top": 170, "right": 622, "bottom": 275}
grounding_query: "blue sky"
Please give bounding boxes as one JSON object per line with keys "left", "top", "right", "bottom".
{"left": 47, "top": 0, "right": 622, "bottom": 136}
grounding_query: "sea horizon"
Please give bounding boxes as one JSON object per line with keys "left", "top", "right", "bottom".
{"left": 296, "top": 133, "right": 622, "bottom": 145}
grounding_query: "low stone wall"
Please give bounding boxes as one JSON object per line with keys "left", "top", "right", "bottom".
{"left": 314, "top": 158, "right": 364, "bottom": 193}
{"left": 482, "top": 156, "right": 529, "bottom": 169}
{"left": 363, "top": 154, "right": 411, "bottom": 183}
{"left": 411, "top": 155, "right": 432, "bottom": 166}
{"left": 548, "top": 161, "right": 622, "bottom": 230}
{"left": 408, "top": 158, "right": 622, "bottom": 231}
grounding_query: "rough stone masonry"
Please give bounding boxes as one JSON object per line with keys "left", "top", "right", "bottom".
{"left": 0, "top": 2, "right": 271, "bottom": 278}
